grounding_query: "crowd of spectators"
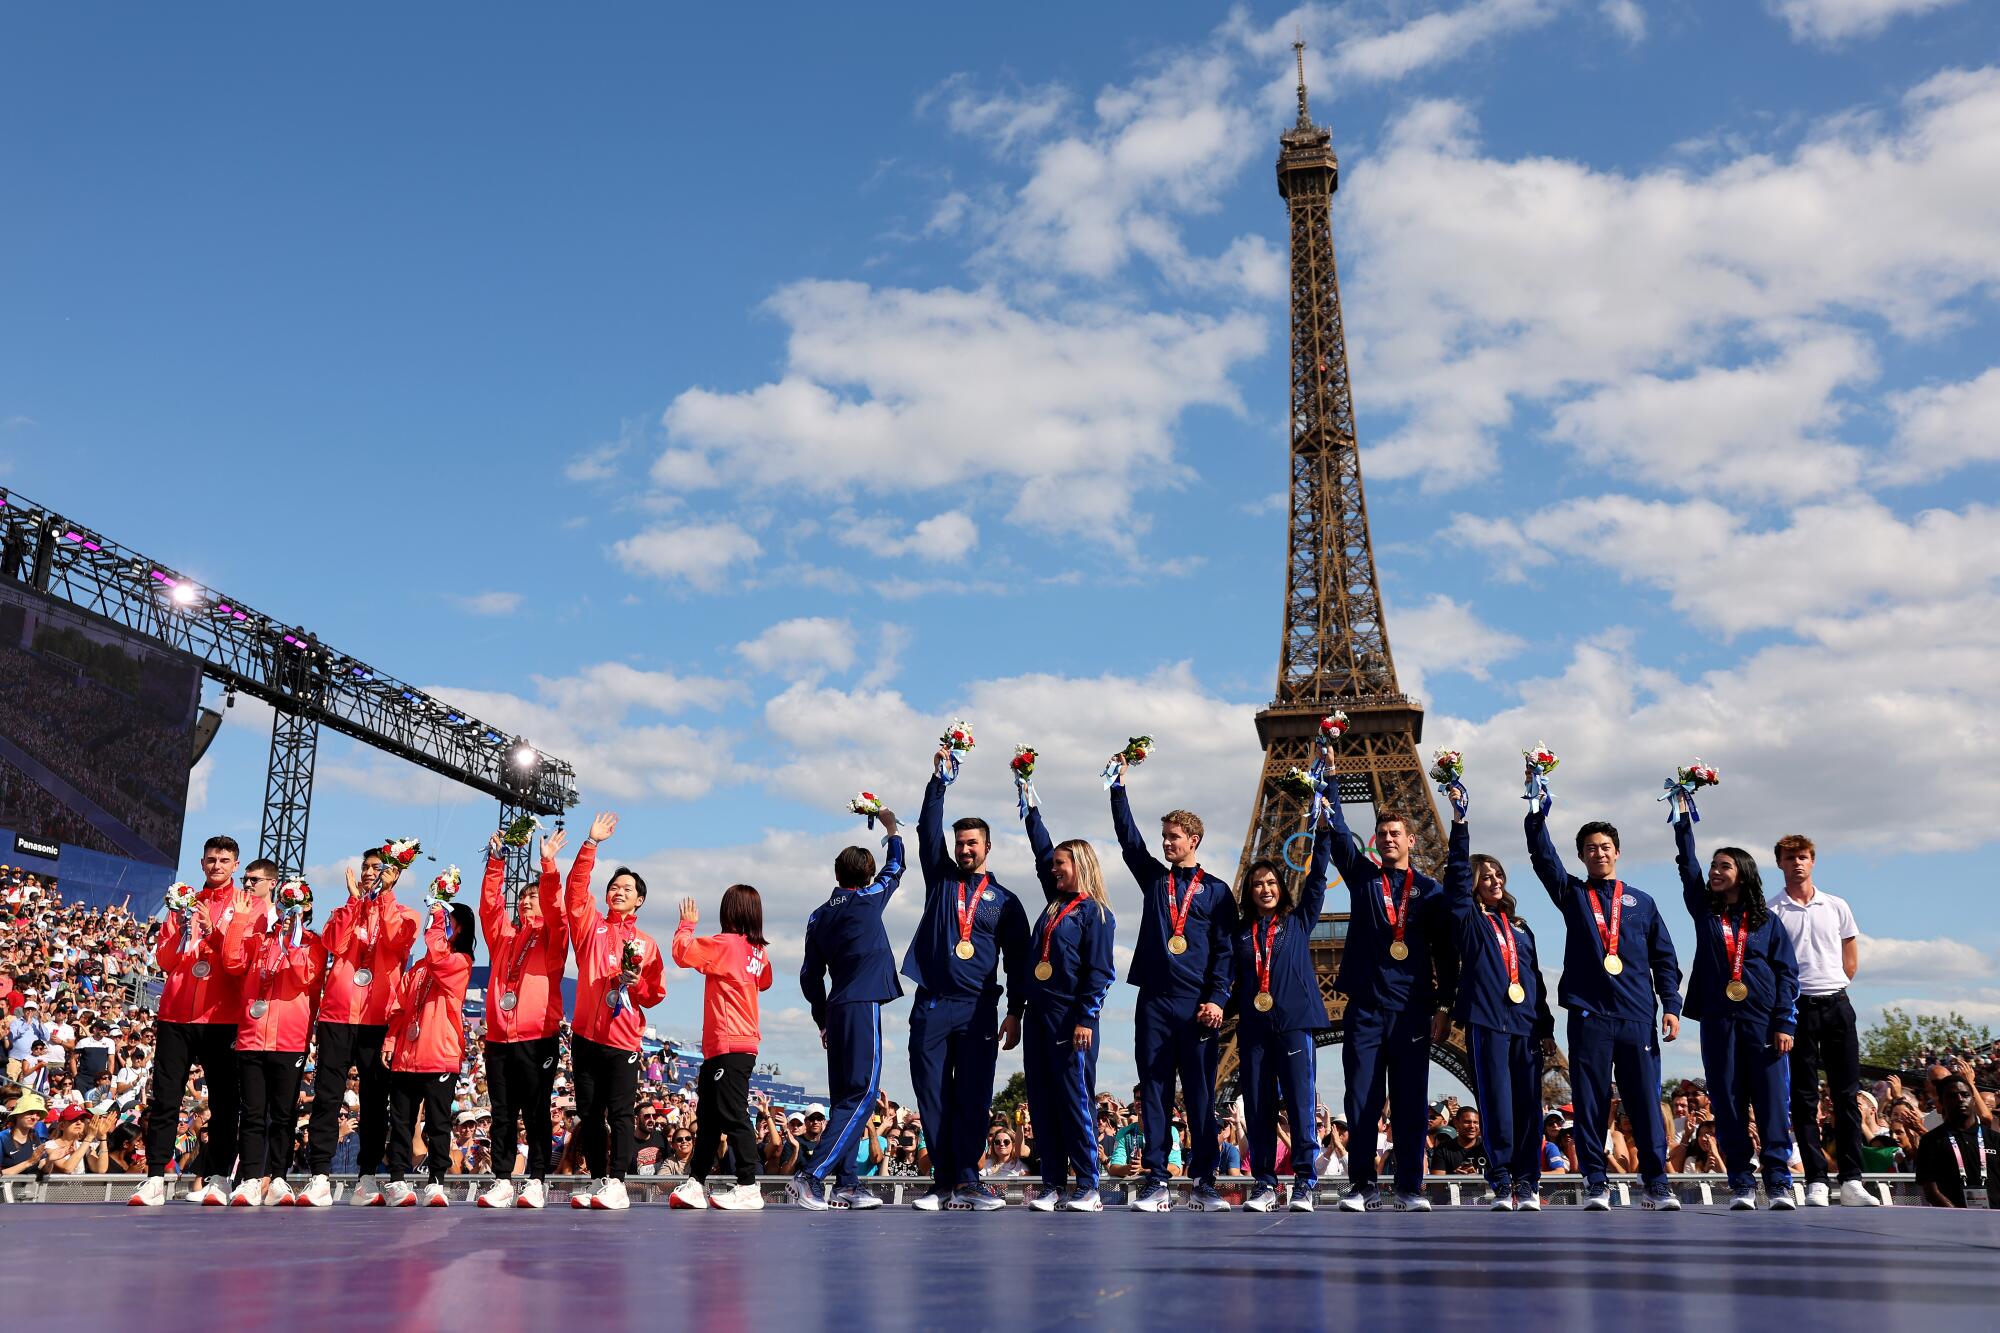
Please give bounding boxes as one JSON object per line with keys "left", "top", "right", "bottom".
{"left": 4, "top": 882, "right": 1997, "bottom": 1192}
{"left": 1, "top": 756, "right": 123, "bottom": 859}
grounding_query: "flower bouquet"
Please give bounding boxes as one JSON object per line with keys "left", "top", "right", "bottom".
{"left": 937, "top": 717, "right": 976, "bottom": 782}
{"left": 1660, "top": 758, "right": 1720, "bottom": 823}
{"left": 277, "top": 880, "right": 314, "bottom": 946}
{"left": 1318, "top": 712, "right": 1350, "bottom": 743}
{"left": 1522, "top": 745, "right": 1560, "bottom": 806}
{"left": 500, "top": 814, "right": 539, "bottom": 848}
{"left": 1011, "top": 745, "right": 1040, "bottom": 816}
{"left": 165, "top": 881, "right": 198, "bottom": 949}
{"left": 1429, "top": 749, "right": 1465, "bottom": 790}
{"left": 847, "top": 791, "right": 885, "bottom": 829}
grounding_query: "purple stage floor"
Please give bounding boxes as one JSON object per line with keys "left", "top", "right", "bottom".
{"left": 4, "top": 1203, "right": 1997, "bottom": 1331}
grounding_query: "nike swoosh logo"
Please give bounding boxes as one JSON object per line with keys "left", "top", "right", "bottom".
{"left": 1288, "top": 1048, "right": 1304, "bottom": 1056}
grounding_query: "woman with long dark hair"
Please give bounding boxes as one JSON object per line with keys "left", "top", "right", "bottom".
{"left": 667, "top": 883, "right": 775, "bottom": 1211}
{"left": 379, "top": 900, "right": 475, "bottom": 1207}
{"left": 1674, "top": 799, "right": 1801, "bottom": 1209}
{"left": 1228, "top": 820, "right": 1334, "bottom": 1214}
{"left": 1441, "top": 778, "right": 1557, "bottom": 1210}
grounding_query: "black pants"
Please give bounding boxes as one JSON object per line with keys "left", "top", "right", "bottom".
{"left": 1789, "top": 991, "right": 1864, "bottom": 1183}
{"left": 145, "top": 1021, "right": 239, "bottom": 1180}
{"left": 237, "top": 1050, "right": 307, "bottom": 1181}
{"left": 572, "top": 1034, "right": 639, "bottom": 1182}
{"left": 307, "top": 1021, "right": 389, "bottom": 1177}
{"left": 487, "top": 1034, "right": 560, "bottom": 1181}
{"left": 691, "top": 1052, "right": 758, "bottom": 1186}
{"left": 386, "top": 1070, "right": 454, "bottom": 1184}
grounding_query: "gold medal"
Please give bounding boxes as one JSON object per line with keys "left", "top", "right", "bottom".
{"left": 1603, "top": 954, "right": 1623, "bottom": 976}
{"left": 1034, "top": 961, "right": 1053, "bottom": 982}
{"left": 1507, "top": 983, "right": 1526, "bottom": 1005}
{"left": 1388, "top": 940, "right": 1409, "bottom": 962}
{"left": 955, "top": 940, "right": 976, "bottom": 960}
{"left": 1253, "top": 992, "right": 1274, "bottom": 1013}
{"left": 1725, "top": 980, "right": 1748, "bottom": 1002}
{"left": 1167, "top": 934, "right": 1188, "bottom": 955}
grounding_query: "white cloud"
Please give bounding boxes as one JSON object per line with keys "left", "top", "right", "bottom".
{"left": 530, "top": 662, "right": 740, "bottom": 717}
{"left": 922, "top": 74, "right": 1073, "bottom": 155}
{"left": 610, "top": 520, "right": 762, "bottom": 589}
{"left": 565, "top": 439, "right": 629, "bottom": 483}
{"left": 834, "top": 509, "right": 980, "bottom": 563}
{"left": 1328, "top": 0, "right": 1561, "bottom": 86}
{"left": 1880, "top": 366, "right": 2000, "bottom": 481}
{"left": 925, "top": 190, "right": 971, "bottom": 236}
{"left": 1342, "top": 68, "right": 2000, "bottom": 488}
{"left": 1600, "top": 0, "right": 1647, "bottom": 42}
{"left": 658, "top": 281, "right": 1262, "bottom": 540}
{"left": 1767, "top": 0, "right": 1966, "bottom": 44}
{"left": 1389, "top": 593, "right": 1527, "bottom": 701}
{"left": 452, "top": 591, "right": 523, "bottom": 616}
{"left": 735, "top": 617, "right": 859, "bottom": 679}
{"left": 1856, "top": 934, "right": 1992, "bottom": 983}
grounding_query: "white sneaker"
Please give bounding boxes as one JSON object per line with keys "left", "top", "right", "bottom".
{"left": 266, "top": 1179, "right": 296, "bottom": 1207}
{"left": 516, "top": 1179, "right": 547, "bottom": 1210}
{"left": 668, "top": 1178, "right": 708, "bottom": 1210}
{"left": 1244, "top": 1184, "right": 1277, "bottom": 1213}
{"left": 1514, "top": 1191, "right": 1543, "bottom": 1212}
{"left": 298, "top": 1175, "right": 334, "bottom": 1208}
{"left": 1805, "top": 1181, "right": 1830, "bottom": 1207}
{"left": 1839, "top": 1180, "right": 1882, "bottom": 1207}
{"left": 1486, "top": 1193, "right": 1515, "bottom": 1212}
{"left": 1395, "top": 1192, "right": 1432, "bottom": 1212}
{"left": 202, "top": 1176, "right": 233, "bottom": 1207}
{"left": 570, "top": 1178, "right": 604, "bottom": 1209}
{"left": 1289, "top": 1189, "right": 1316, "bottom": 1212}
{"left": 1769, "top": 1190, "right": 1797, "bottom": 1211}
{"left": 710, "top": 1183, "right": 765, "bottom": 1211}
{"left": 422, "top": 1183, "right": 450, "bottom": 1207}
{"left": 1027, "top": 1188, "right": 1061, "bottom": 1212}
{"left": 181, "top": 1178, "right": 210, "bottom": 1205}
{"left": 228, "top": 1179, "right": 265, "bottom": 1207}
{"left": 1729, "top": 1191, "right": 1757, "bottom": 1211}
{"left": 127, "top": 1177, "right": 166, "bottom": 1207}
{"left": 478, "top": 1179, "right": 516, "bottom": 1209}
{"left": 911, "top": 1187, "right": 947, "bottom": 1212}
{"left": 382, "top": 1180, "right": 416, "bottom": 1207}
{"left": 349, "top": 1174, "right": 384, "bottom": 1207}
{"left": 591, "top": 1178, "right": 630, "bottom": 1211}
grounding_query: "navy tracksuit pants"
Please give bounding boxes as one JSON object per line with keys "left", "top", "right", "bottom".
{"left": 1134, "top": 993, "right": 1219, "bottom": 1183}
{"left": 908, "top": 993, "right": 1000, "bottom": 1190}
{"left": 1241, "top": 1028, "right": 1318, "bottom": 1189}
{"left": 1343, "top": 1004, "right": 1432, "bottom": 1196}
{"left": 1567, "top": 1010, "right": 1670, "bottom": 1189}
{"left": 805, "top": 1001, "right": 883, "bottom": 1189}
{"left": 1702, "top": 1019, "right": 1793, "bottom": 1193}
{"left": 1023, "top": 1007, "right": 1099, "bottom": 1190}
{"left": 1468, "top": 1024, "right": 1544, "bottom": 1193}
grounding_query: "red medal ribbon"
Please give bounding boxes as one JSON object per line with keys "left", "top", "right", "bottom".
{"left": 1252, "top": 917, "right": 1280, "bottom": 1000}
{"left": 1717, "top": 910, "right": 1748, "bottom": 989}
{"left": 407, "top": 967, "right": 436, "bottom": 1041}
{"left": 1484, "top": 912, "right": 1520, "bottom": 989}
{"left": 1165, "top": 866, "right": 1202, "bottom": 939}
{"left": 1039, "top": 895, "right": 1087, "bottom": 969}
{"left": 956, "top": 874, "right": 991, "bottom": 952}
{"left": 1379, "top": 869, "right": 1413, "bottom": 945}
{"left": 1586, "top": 881, "right": 1624, "bottom": 964}
{"left": 504, "top": 924, "right": 541, "bottom": 993}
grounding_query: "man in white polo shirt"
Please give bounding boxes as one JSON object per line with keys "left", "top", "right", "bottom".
{"left": 1769, "top": 833, "right": 1877, "bottom": 1208}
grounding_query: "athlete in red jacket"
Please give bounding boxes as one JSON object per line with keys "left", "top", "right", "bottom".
{"left": 379, "top": 902, "right": 474, "bottom": 1207}
{"left": 131, "top": 835, "right": 256, "bottom": 1208}
{"left": 476, "top": 827, "right": 571, "bottom": 1210}
{"left": 667, "top": 884, "right": 774, "bottom": 1211}
{"left": 221, "top": 865, "right": 324, "bottom": 1206}
{"left": 562, "top": 812, "right": 666, "bottom": 1212}
{"left": 300, "top": 846, "right": 422, "bottom": 1208}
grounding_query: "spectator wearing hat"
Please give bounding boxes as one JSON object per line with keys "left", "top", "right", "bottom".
{"left": 43, "top": 1103, "right": 108, "bottom": 1175}
{"left": 3, "top": 1090, "right": 49, "bottom": 1176}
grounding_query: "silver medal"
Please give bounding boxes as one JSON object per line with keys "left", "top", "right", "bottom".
{"left": 408, "top": 1021, "right": 420, "bottom": 1041}
{"left": 498, "top": 992, "right": 518, "bottom": 1012}
{"left": 248, "top": 999, "right": 269, "bottom": 1019}
{"left": 353, "top": 967, "right": 373, "bottom": 986}
{"left": 191, "top": 961, "right": 211, "bottom": 979}
{"left": 606, "top": 991, "right": 621, "bottom": 1009}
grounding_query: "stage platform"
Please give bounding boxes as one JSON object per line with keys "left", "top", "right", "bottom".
{"left": 3, "top": 1203, "right": 1997, "bottom": 1331}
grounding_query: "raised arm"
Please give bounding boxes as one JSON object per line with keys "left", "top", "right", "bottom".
{"left": 1322, "top": 791, "right": 1376, "bottom": 902}
{"left": 860, "top": 834, "right": 907, "bottom": 905}
{"left": 1672, "top": 812, "right": 1709, "bottom": 917}
{"left": 1441, "top": 817, "right": 1474, "bottom": 923}
{"left": 564, "top": 828, "right": 604, "bottom": 946}
{"left": 1022, "top": 803, "right": 1060, "bottom": 901}
{"left": 1296, "top": 816, "right": 1337, "bottom": 926}
{"left": 1523, "top": 803, "right": 1576, "bottom": 908}
{"left": 1108, "top": 783, "right": 1166, "bottom": 889}
{"left": 670, "top": 902, "right": 727, "bottom": 975}
{"left": 478, "top": 848, "right": 509, "bottom": 953}
{"left": 917, "top": 764, "right": 953, "bottom": 889}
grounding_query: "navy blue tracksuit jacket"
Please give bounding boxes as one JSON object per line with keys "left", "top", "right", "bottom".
{"left": 1021, "top": 803, "right": 1116, "bottom": 1190}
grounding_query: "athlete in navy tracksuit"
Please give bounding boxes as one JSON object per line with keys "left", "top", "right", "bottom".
{"left": 1325, "top": 781, "right": 1459, "bottom": 1210}
{"left": 1227, "top": 814, "right": 1333, "bottom": 1212}
{"left": 1673, "top": 807, "right": 1801, "bottom": 1208}
{"left": 1440, "top": 780, "right": 1556, "bottom": 1210}
{"left": 902, "top": 755, "right": 1032, "bottom": 1211}
{"left": 1525, "top": 786, "right": 1683, "bottom": 1209}
{"left": 791, "top": 825, "right": 907, "bottom": 1211}
{"left": 1110, "top": 771, "right": 1238, "bottom": 1211}
{"left": 1020, "top": 798, "right": 1117, "bottom": 1212}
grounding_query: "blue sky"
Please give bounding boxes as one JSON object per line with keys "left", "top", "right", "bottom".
{"left": 5, "top": 0, "right": 1998, "bottom": 1102}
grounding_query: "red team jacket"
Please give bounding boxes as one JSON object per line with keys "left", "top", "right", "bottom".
{"left": 223, "top": 909, "right": 324, "bottom": 1053}
{"left": 382, "top": 912, "right": 471, "bottom": 1074}
{"left": 478, "top": 853, "right": 569, "bottom": 1044}
{"left": 318, "top": 889, "right": 421, "bottom": 1027}
{"left": 564, "top": 842, "right": 666, "bottom": 1050}
{"left": 671, "top": 924, "right": 772, "bottom": 1058}
{"left": 155, "top": 882, "right": 255, "bottom": 1025}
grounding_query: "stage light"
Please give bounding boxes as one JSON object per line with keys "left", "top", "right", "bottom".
{"left": 510, "top": 740, "right": 539, "bottom": 770}
{"left": 170, "top": 583, "right": 198, "bottom": 607}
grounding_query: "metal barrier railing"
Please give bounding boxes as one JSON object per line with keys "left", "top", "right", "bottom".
{"left": 4, "top": 1172, "right": 1923, "bottom": 1207}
